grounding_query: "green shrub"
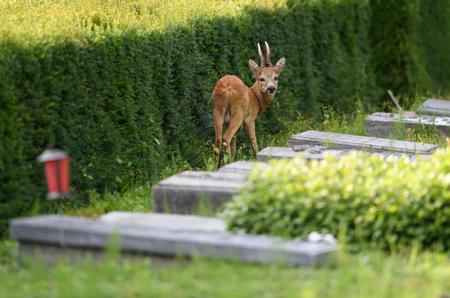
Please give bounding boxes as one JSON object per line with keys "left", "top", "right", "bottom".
{"left": 223, "top": 150, "right": 450, "bottom": 250}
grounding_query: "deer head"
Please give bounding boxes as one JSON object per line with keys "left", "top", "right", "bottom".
{"left": 248, "top": 42, "right": 286, "bottom": 95}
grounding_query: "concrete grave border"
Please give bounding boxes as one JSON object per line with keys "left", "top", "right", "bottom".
{"left": 289, "top": 130, "right": 438, "bottom": 154}
{"left": 417, "top": 98, "right": 450, "bottom": 116}
{"left": 152, "top": 171, "right": 247, "bottom": 214}
{"left": 365, "top": 112, "right": 450, "bottom": 138}
{"left": 10, "top": 213, "right": 337, "bottom": 267}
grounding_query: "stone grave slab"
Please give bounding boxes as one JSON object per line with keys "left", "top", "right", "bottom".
{"left": 10, "top": 213, "right": 336, "bottom": 267}
{"left": 257, "top": 146, "right": 346, "bottom": 161}
{"left": 152, "top": 171, "right": 246, "bottom": 214}
{"left": 417, "top": 98, "right": 450, "bottom": 116}
{"left": 99, "top": 212, "right": 226, "bottom": 232}
{"left": 365, "top": 112, "right": 450, "bottom": 138}
{"left": 289, "top": 130, "right": 438, "bottom": 154}
{"left": 218, "top": 161, "right": 256, "bottom": 173}
{"left": 257, "top": 147, "right": 298, "bottom": 161}
{"left": 257, "top": 145, "right": 422, "bottom": 161}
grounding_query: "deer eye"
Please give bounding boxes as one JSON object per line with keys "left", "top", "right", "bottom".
{"left": 259, "top": 78, "right": 265, "bottom": 82}
{"left": 274, "top": 76, "right": 278, "bottom": 81}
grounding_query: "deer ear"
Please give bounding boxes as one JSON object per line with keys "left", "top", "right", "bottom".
{"left": 248, "top": 59, "right": 259, "bottom": 75}
{"left": 275, "top": 57, "right": 286, "bottom": 74}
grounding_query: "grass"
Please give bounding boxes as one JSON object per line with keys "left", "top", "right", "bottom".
{"left": 259, "top": 100, "right": 447, "bottom": 148}
{"left": 0, "top": 239, "right": 448, "bottom": 298}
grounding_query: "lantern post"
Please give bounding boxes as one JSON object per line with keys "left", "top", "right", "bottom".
{"left": 37, "top": 149, "right": 70, "bottom": 199}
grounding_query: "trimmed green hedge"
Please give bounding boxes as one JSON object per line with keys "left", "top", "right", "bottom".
{"left": 419, "top": 0, "right": 450, "bottom": 93}
{"left": 0, "top": 0, "right": 378, "bottom": 234}
{"left": 223, "top": 151, "right": 450, "bottom": 250}
{"left": 370, "top": 0, "right": 450, "bottom": 98}
{"left": 1, "top": 0, "right": 450, "bottom": 235}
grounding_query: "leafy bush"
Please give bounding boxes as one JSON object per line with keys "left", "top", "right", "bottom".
{"left": 224, "top": 150, "right": 450, "bottom": 250}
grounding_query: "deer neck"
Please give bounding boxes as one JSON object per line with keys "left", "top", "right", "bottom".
{"left": 250, "top": 83, "right": 274, "bottom": 114}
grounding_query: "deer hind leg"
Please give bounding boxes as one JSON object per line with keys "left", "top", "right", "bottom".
{"left": 223, "top": 112, "right": 244, "bottom": 162}
{"left": 213, "top": 113, "right": 224, "bottom": 152}
{"left": 212, "top": 93, "right": 227, "bottom": 167}
{"left": 230, "top": 135, "right": 237, "bottom": 160}
{"left": 245, "top": 119, "right": 259, "bottom": 156}
{"left": 213, "top": 113, "right": 224, "bottom": 167}
{"left": 230, "top": 123, "right": 244, "bottom": 160}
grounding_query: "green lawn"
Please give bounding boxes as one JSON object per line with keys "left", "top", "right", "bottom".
{"left": 0, "top": 239, "right": 449, "bottom": 298}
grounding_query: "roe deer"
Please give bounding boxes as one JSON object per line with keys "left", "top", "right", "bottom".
{"left": 212, "top": 42, "right": 286, "bottom": 163}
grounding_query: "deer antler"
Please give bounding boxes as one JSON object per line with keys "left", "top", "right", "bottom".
{"left": 257, "top": 43, "right": 265, "bottom": 67}
{"left": 265, "top": 41, "right": 271, "bottom": 66}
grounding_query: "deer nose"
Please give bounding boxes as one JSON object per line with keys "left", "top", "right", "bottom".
{"left": 266, "top": 86, "right": 276, "bottom": 93}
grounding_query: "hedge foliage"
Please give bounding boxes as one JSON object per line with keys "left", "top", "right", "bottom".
{"left": 1, "top": 0, "right": 450, "bottom": 234}
{"left": 223, "top": 151, "right": 450, "bottom": 250}
{"left": 0, "top": 0, "right": 377, "bottom": 234}
{"left": 370, "top": 0, "right": 450, "bottom": 99}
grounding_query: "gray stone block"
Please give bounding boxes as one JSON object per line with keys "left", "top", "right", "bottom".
{"left": 257, "top": 147, "right": 298, "bottom": 161}
{"left": 10, "top": 214, "right": 337, "bottom": 267}
{"left": 293, "top": 145, "right": 346, "bottom": 159}
{"left": 289, "top": 130, "right": 438, "bottom": 154}
{"left": 365, "top": 112, "right": 450, "bottom": 138}
{"left": 152, "top": 171, "right": 246, "bottom": 214}
{"left": 218, "top": 161, "right": 256, "bottom": 173}
{"left": 257, "top": 146, "right": 346, "bottom": 161}
{"left": 417, "top": 98, "right": 450, "bottom": 116}
{"left": 99, "top": 212, "right": 226, "bottom": 232}
{"left": 258, "top": 146, "right": 421, "bottom": 161}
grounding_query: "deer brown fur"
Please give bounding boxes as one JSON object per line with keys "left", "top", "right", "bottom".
{"left": 211, "top": 42, "right": 286, "bottom": 163}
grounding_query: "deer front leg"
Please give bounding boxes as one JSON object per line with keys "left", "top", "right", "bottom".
{"left": 245, "top": 119, "right": 259, "bottom": 156}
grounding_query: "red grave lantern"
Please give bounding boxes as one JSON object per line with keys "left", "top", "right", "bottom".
{"left": 37, "top": 149, "right": 70, "bottom": 199}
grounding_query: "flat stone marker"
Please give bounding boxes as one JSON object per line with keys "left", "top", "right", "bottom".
{"left": 99, "top": 212, "right": 226, "bottom": 232}
{"left": 218, "top": 161, "right": 256, "bottom": 173}
{"left": 10, "top": 213, "right": 336, "bottom": 267}
{"left": 257, "top": 146, "right": 346, "bottom": 161}
{"left": 365, "top": 112, "right": 450, "bottom": 138}
{"left": 417, "top": 98, "right": 450, "bottom": 116}
{"left": 152, "top": 171, "right": 246, "bottom": 214}
{"left": 257, "top": 146, "right": 422, "bottom": 161}
{"left": 257, "top": 147, "right": 298, "bottom": 161}
{"left": 289, "top": 130, "right": 438, "bottom": 154}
